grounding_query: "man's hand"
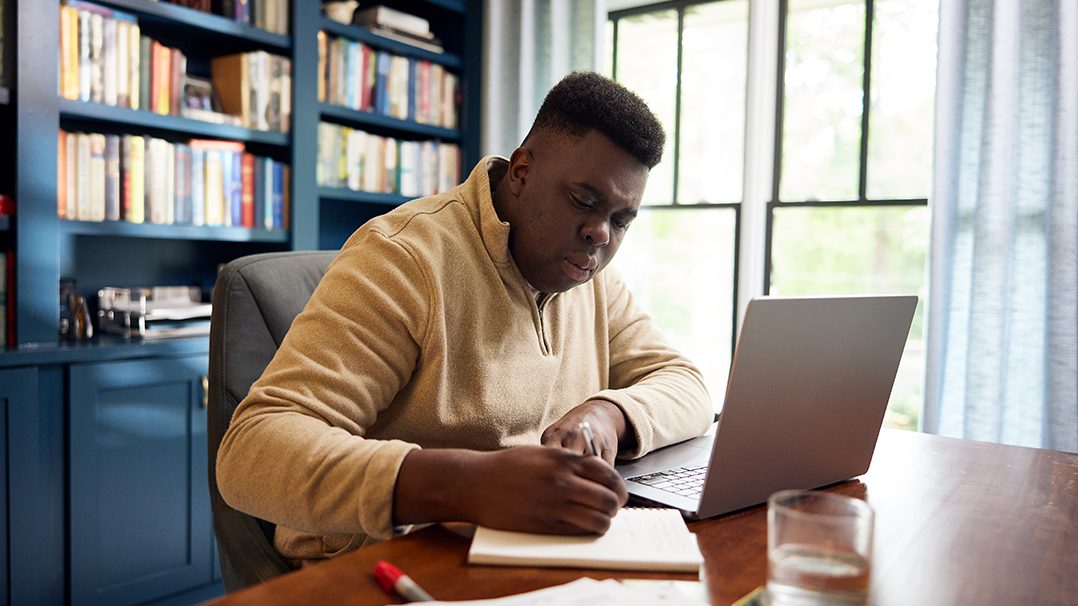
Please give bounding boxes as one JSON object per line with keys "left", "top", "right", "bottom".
{"left": 541, "top": 399, "right": 631, "bottom": 464}
{"left": 393, "top": 446, "right": 628, "bottom": 535}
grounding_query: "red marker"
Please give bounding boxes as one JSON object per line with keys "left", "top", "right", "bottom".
{"left": 374, "top": 560, "right": 435, "bottom": 602}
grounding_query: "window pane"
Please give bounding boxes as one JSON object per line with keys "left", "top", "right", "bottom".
{"left": 769, "top": 205, "right": 929, "bottom": 430}
{"left": 614, "top": 11, "right": 679, "bottom": 204}
{"left": 614, "top": 208, "right": 737, "bottom": 411}
{"left": 603, "top": 19, "right": 615, "bottom": 77}
{"left": 781, "top": 0, "right": 865, "bottom": 202}
{"left": 866, "top": 0, "right": 939, "bottom": 199}
{"left": 679, "top": 1, "right": 749, "bottom": 205}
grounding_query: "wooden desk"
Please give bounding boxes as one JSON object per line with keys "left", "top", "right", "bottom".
{"left": 207, "top": 430, "right": 1078, "bottom": 605}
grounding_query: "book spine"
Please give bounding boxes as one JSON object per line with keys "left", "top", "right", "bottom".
{"left": 77, "top": 9, "right": 91, "bottom": 100}
{"left": 205, "top": 150, "right": 222, "bottom": 226}
{"left": 191, "top": 148, "right": 205, "bottom": 226}
{"left": 317, "top": 31, "right": 326, "bottom": 103}
{"left": 230, "top": 151, "right": 242, "bottom": 227}
{"left": 171, "top": 48, "right": 186, "bottom": 117}
{"left": 102, "top": 16, "right": 116, "bottom": 106}
{"left": 252, "top": 155, "right": 264, "bottom": 230}
{"left": 66, "top": 130, "right": 78, "bottom": 219}
{"left": 89, "top": 13, "right": 103, "bottom": 103}
{"left": 104, "top": 134, "right": 120, "bottom": 221}
{"left": 271, "top": 160, "right": 283, "bottom": 230}
{"left": 88, "top": 133, "right": 106, "bottom": 221}
{"left": 241, "top": 153, "right": 254, "bottom": 228}
{"left": 125, "top": 135, "right": 145, "bottom": 223}
{"left": 164, "top": 141, "right": 175, "bottom": 224}
{"left": 115, "top": 19, "right": 128, "bottom": 108}
{"left": 262, "top": 156, "right": 273, "bottom": 229}
{"left": 58, "top": 131, "right": 68, "bottom": 218}
{"left": 128, "top": 22, "right": 140, "bottom": 110}
{"left": 175, "top": 144, "right": 192, "bottom": 224}
{"left": 139, "top": 36, "right": 151, "bottom": 112}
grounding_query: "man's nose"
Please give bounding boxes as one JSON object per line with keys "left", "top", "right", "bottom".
{"left": 582, "top": 219, "right": 610, "bottom": 247}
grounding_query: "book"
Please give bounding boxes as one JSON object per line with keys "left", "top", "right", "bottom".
{"left": 353, "top": 5, "right": 430, "bottom": 39}
{"left": 467, "top": 508, "right": 704, "bottom": 573}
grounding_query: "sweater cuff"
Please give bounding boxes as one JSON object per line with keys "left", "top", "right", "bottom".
{"left": 359, "top": 440, "right": 422, "bottom": 540}
{"left": 589, "top": 390, "right": 653, "bottom": 459}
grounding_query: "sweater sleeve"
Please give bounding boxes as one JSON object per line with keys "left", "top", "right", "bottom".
{"left": 216, "top": 229, "right": 428, "bottom": 539}
{"left": 588, "top": 268, "right": 714, "bottom": 458}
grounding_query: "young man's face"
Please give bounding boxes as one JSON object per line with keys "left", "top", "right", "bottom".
{"left": 503, "top": 129, "right": 649, "bottom": 294}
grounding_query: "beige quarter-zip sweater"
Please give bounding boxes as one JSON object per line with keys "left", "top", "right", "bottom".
{"left": 216, "top": 157, "right": 713, "bottom": 563}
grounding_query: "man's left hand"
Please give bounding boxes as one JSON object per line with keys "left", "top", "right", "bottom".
{"left": 541, "top": 400, "right": 629, "bottom": 464}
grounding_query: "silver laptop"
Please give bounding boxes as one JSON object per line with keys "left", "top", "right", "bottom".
{"left": 616, "top": 294, "right": 917, "bottom": 519}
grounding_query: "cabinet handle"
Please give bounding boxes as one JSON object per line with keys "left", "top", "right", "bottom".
{"left": 200, "top": 375, "right": 209, "bottom": 409}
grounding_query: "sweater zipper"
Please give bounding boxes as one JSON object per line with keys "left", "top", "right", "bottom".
{"left": 536, "top": 293, "right": 553, "bottom": 355}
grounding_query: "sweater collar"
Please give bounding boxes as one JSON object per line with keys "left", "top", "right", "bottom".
{"left": 466, "top": 156, "right": 513, "bottom": 266}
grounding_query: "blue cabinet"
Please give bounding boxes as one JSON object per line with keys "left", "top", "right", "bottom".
{"left": 69, "top": 355, "right": 216, "bottom": 606}
{"left": 0, "top": 368, "right": 36, "bottom": 605}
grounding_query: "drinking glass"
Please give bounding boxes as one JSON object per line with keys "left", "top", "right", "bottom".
{"left": 767, "top": 489, "right": 874, "bottom": 605}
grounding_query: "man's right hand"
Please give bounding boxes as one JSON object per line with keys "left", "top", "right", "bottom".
{"left": 393, "top": 445, "right": 628, "bottom": 535}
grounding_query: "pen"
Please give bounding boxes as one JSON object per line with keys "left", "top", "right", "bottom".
{"left": 578, "top": 421, "right": 599, "bottom": 456}
{"left": 374, "top": 559, "right": 435, "bottom": 602}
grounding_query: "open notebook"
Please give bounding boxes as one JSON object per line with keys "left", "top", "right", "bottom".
{"left": 467, "top": 508, "right": 703, "bottom": 573}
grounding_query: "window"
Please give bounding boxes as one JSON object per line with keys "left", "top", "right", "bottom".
{"left": 608, "top": 0, "right": 938, "bottom": 430}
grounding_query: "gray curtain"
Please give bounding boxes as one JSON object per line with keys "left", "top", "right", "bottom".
{"left": 480, "top": 0, "right": 605, "bottom": 157}
{"left": 924, "top": 0, "right": 1077, "bottom": 451}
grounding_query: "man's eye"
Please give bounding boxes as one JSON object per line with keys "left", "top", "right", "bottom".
{"left": 569, "top": 193, "right": 595, "bottom": 209}
{"left": 612, "top": 218, "right": 630, "bottom": 231}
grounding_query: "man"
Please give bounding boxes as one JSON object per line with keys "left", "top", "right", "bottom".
{"left": 217, "top": 71, "right": 712, "bottom": 565}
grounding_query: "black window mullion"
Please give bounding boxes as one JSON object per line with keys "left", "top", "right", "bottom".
{"left": 858, "top": 0, "right": 875, "bottom": 201}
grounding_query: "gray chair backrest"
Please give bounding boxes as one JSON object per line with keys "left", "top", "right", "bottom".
{"left": 207, "top": 251, "right": 336, "bottom": 592}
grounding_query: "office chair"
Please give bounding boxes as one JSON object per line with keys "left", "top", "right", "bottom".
{"left": 207, "top": 250, "right": 337, "bottom": 592}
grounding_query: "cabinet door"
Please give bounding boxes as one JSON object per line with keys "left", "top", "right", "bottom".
{"left": 0, "top": 368, "right": 36, "bottom": 605}
{"left": 69, "top": 356, "right": 212, "bottom": 606}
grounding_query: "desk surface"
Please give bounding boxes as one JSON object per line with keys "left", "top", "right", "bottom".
{"left": 207, "top": 429, "right": 1078, "bottom": 605}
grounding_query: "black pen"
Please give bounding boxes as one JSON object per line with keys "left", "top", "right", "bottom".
{"left": 578, "top": 421, "right": 599, "bottom": 457}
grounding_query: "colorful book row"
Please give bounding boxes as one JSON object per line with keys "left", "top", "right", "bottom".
{"left": 59, "top": 1, "right": 293, "bottom": 132}
{"left": 60, "top": 0, "right": 184, "bottom": 114}
{"left": 318, "top": 32, "right": 459, "bottom": 129}
{"left": 58, "top": 130, "right": 290, "bottom": 230}
{"left": 317, "top": 123, "right": 461, "bottom": 198}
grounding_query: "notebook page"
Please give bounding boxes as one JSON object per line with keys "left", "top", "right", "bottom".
{"left": 467, "top": 508, "right": 703, "bottom": 572}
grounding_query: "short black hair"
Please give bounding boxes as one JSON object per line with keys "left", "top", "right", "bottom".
{"left": 524, "top": 71, "right": 665, "bottom": 169}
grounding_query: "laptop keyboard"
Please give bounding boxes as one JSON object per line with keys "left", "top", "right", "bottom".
{"left": 627, "top": 465, "right": 707, "bottom": 499}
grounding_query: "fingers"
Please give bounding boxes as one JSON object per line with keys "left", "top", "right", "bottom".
{"left": 541, "top": 420, "right": 617, "bottom": 463}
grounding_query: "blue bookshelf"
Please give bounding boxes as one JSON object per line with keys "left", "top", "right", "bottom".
{"left": 59, "top": 99, "right": 291, "bottom": 147}
{"left": 318, "top": 103, "right": 460, "bottom": 141}
{"left": 317, "top": 187, "right": 410, "bottom": 206}
{"left": 60, "top": 220, "right": 289, "bottom": 243}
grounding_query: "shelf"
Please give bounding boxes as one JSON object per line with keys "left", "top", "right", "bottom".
{"left": 319, "top": 103, "right": 460, "bottom": 141}
{"left": 425, "top": 0, "right": 467, "bottom": 13}
{"left": 88, "top": 0, "right": 291, "bottom": 52}
{"left": 60, "top": 220, "right": 289, "bottom": 243}
{"left": 318, "top": 187, "right": 410, "bottom": 206}
{"left": 320, "top": 18, "right": 462, "bottom": 69}
{"left": 59, "top": 99, "right": 291, "bottom": 146}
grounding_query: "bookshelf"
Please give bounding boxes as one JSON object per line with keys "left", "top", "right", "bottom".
{"left": 6, "top": 0, "right": 482, "bottom": 348}
{"left": 2, "top": 1, "right": 482, "bottom": 603}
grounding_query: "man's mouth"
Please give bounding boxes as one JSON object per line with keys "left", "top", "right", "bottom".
{"left": 563, "top": 256, "right": 598, "bottom": 282}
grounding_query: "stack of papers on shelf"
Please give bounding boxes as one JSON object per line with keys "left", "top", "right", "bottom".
{"left": 468, "top": 508, "right": 703, "bottom": 572}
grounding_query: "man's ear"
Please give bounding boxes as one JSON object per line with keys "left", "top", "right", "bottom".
{"left": 507, "top": 147, "right": 532, "bottom": 196}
